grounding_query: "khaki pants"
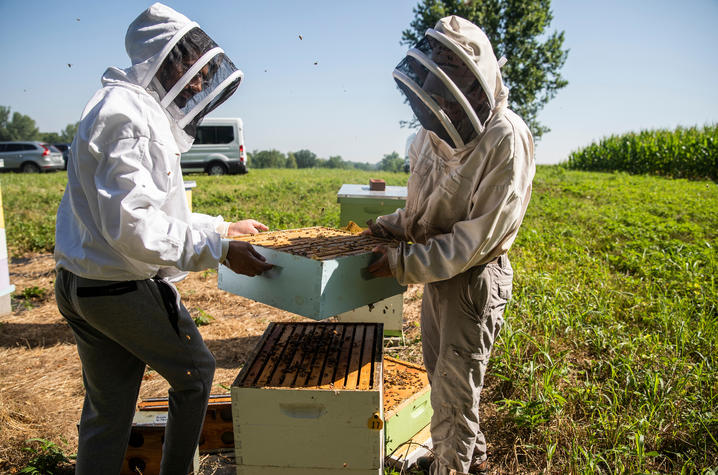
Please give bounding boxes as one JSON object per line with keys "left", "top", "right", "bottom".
{"left": 421, "top": 256, "right": 513, "bottom": 475}
{"left": 55, "top": 268, "right": 215, "bottom": 475}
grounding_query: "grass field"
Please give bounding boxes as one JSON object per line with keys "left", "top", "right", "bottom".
{"left": 1, "top": 167, "right": 716, "bottom": 473}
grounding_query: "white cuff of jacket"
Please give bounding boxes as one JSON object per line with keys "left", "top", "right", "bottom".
{"left": 217, "top": 221, "right": 231, "bottom": 266}
{"left": 216, "top": 221, "right": 231, "bottom": 237}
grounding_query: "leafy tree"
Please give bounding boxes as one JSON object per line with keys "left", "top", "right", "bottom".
{"left": 326, "top": 155, "right": 347, "bottom": 169}
{"left": 0, "top": 106, "right": 10, "bottom": 141}
{"left": 293, "top": 149, "right": 318, "bottom": 168}
{"left": 378, "top": 151, "right": 405, "bottom": 172}
{"left": 401, "top": 0, "right": 568, "bottom": 139}
{"left": 39, "top": 132, "right": 63, "bottom": 143}
{"left": 285, "top": 153, "right": 297, "bottom": 169}
{"left": 0, "top": 106, "right": 39, "bottom": 141}
{"left": 60, "top": 122, "right": 79, "bottom": 143}
{"left": 250, "top": 149, "right": 286, "bottom": 168}
{"left": 36, "top": 122, "right": 79, "bottom": 145}
{"left": 8, "top": 112, "right": 39, "bottom": 141}
{"left": 350, "top": 161, "right": 376, "bottom": 171}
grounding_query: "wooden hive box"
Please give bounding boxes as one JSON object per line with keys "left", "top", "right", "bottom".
{"left": 217, "top": 227, "right": 406, "bottom": 320}
{"left": 136, "top": 394, "right": 235, "bottom": 452}
{"left": 336, "top": 184, "right": 407, "bottom": 228}
{"left": 121, "top": 411, "right": 199, "bottom": 475}
{"left": 231, "top": 322, "right": 384, "bottom": 474}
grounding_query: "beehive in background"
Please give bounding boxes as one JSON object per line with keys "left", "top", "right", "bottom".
{"left": 183, "top": 180, "right": 196, "bottom": 212}
{"left": 0, "top": 186, "right": 14, "bottom": 315}
{"left": 336, "top": 184, "right": 408, "bottom": 336}
{"left": 218, "top": 227, "right": 406, "bottom": 320}
{"left": 336, "top": 184, "right": 407, "bottom": 229}
{"left": 136, "top": 394, "right": 235, "bottom": 452}
{"left": 120, "top": 411, "right": 199, "bottom": 475}
{"left": 232, "top": 322, "right": 384, "bottom": 474}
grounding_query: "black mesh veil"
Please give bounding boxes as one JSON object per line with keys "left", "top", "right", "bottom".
{"left": 394, "top": 71, "right": 461, "bottom": 148}
{"left": 148, "top": 27, "right": 243, "bottom": 139}
{"left": 394, "top": 35, "right": 491, "bottom": 147}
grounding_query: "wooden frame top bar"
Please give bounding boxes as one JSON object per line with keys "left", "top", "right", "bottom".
{"left": 233, "top": 226, "right": 398, "bottom": 260}
{"left": 233, "top": 322, "right": 383, "bottom": 391}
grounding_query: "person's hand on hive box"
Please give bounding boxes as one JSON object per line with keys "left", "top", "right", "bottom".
{"left": 228, "top": 219, "right": 269, "bottom": 236}
{"left": 367, "top": 244, "right": 393, "bottom": 278}
{"left": 225, "top": 241, "right": 273, "bottom": 276}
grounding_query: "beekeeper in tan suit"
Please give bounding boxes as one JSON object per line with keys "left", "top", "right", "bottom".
{"left": 365, "top": 16, "right": 535, "bottom": 475}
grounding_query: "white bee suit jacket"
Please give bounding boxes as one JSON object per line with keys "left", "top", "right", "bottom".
{"left": 54, "top": 3, "right": 237, "bottom": 281}
{"left": 377, "top": 16, "right": 535, "bottom": 285}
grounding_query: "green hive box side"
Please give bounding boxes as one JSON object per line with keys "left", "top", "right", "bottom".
{"left": 384, "top": 387, "right": 433, "bottom": 455}
{"left": 338, "top": 197, "right": 405, "bottom": 228}
{"left": 337, "top": 294, "right": 403, "bottom": 336}
{"left": 218, "top": 247, "right": 405, "bottom": 320}
{"left": 232, "top": 388, "right": 383, "bottom": 473}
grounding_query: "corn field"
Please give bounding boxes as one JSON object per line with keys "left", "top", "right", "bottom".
{"left": 563, "top": 125, "right": 717, "bottom": 180}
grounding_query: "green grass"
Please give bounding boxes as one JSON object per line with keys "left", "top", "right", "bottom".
{"left": 1, "top": 166, "right": 716, "bottom": 472}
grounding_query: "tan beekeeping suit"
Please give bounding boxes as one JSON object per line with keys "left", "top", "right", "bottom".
{"left": 375, "top": 15, "right": 535, "bottom": 475}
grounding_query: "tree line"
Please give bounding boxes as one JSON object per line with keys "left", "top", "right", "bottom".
{"left": 1, "top": 105, "right": 407, "bottom": 172}
{"left": 0, "top": 106, "right": 77, "bottom": 144}
{"left": 249, "top": 149, "right": 406, "bottom": 172}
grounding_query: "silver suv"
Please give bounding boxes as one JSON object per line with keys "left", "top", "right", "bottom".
{"left": 0, "top": 141, "right": 65, "bottom": 173}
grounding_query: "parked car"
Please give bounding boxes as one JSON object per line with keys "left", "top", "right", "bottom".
{"left": 180, "top": 117, "right": 247, "bottom": 175}
{"left": 0, "top": 141, "right": 65, "bottom": 173}
{"left": 53, "top": 143, "right": 71, "bottom": 170}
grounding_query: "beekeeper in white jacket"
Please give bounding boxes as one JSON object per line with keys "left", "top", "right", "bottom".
{"left": 366, "top": 16, "right": 535, "bottom": 475}
{"left": 53, "top": 4, "right": 271, "bottom": 474}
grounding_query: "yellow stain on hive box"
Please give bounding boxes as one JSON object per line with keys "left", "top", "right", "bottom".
{"left": 0, "top": 188, "right": 4, "bottom": 229}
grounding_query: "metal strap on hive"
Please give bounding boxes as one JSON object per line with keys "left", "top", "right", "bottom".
{"left": 234, "top": 322, "right": 383, "bottom": 390}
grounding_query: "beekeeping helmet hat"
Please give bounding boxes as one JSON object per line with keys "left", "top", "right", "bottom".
{"left": 125, "top": 3, "right": 243, "bottom": 151}
{"left": 393, "top": 15, "right": 508, "bottom": 148}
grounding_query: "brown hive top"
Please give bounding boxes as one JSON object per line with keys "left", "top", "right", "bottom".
{"left": 233, "top": 226, "right": 398, "bottom": 260}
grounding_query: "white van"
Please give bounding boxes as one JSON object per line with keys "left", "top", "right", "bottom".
{"left": 181, "top": 117, "right": 248, "bottom": 175}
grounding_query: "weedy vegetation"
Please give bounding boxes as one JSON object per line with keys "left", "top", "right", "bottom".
{"left": 563, "top": 124, "right": 717, "bottom": 180}
{"left": 1, "top": 166, "right": 716, "bottom": 472}
{"left": 193, "top": 308, "right": 215, "bottom": 327}
{"left": 19, "top": 438, "right": 74, "bottom": 475}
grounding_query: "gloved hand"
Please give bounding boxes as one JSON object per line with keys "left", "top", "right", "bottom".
{"left": 225, "top": 241, "right": 273, "bottom": 276}
{"left": 367, "top": 244, "right": 392, "bottom": 278}
{"left": 364, "top": 219, "right": 391, "bottom": 238}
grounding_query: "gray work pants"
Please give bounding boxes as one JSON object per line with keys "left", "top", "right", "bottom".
{"left": 421, "top": 256, "right": 513, "bottom": 475}
{"left": 55, "top": 268, "right": 216, "bottom": 475}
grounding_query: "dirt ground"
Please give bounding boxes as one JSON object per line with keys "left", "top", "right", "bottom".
{"left": 0, "top": 254, "right": 515, "bottom": 474}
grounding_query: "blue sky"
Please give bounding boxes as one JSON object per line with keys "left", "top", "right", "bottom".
{"left": 1, "top": 0, "right": 716, "bottom": 164}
